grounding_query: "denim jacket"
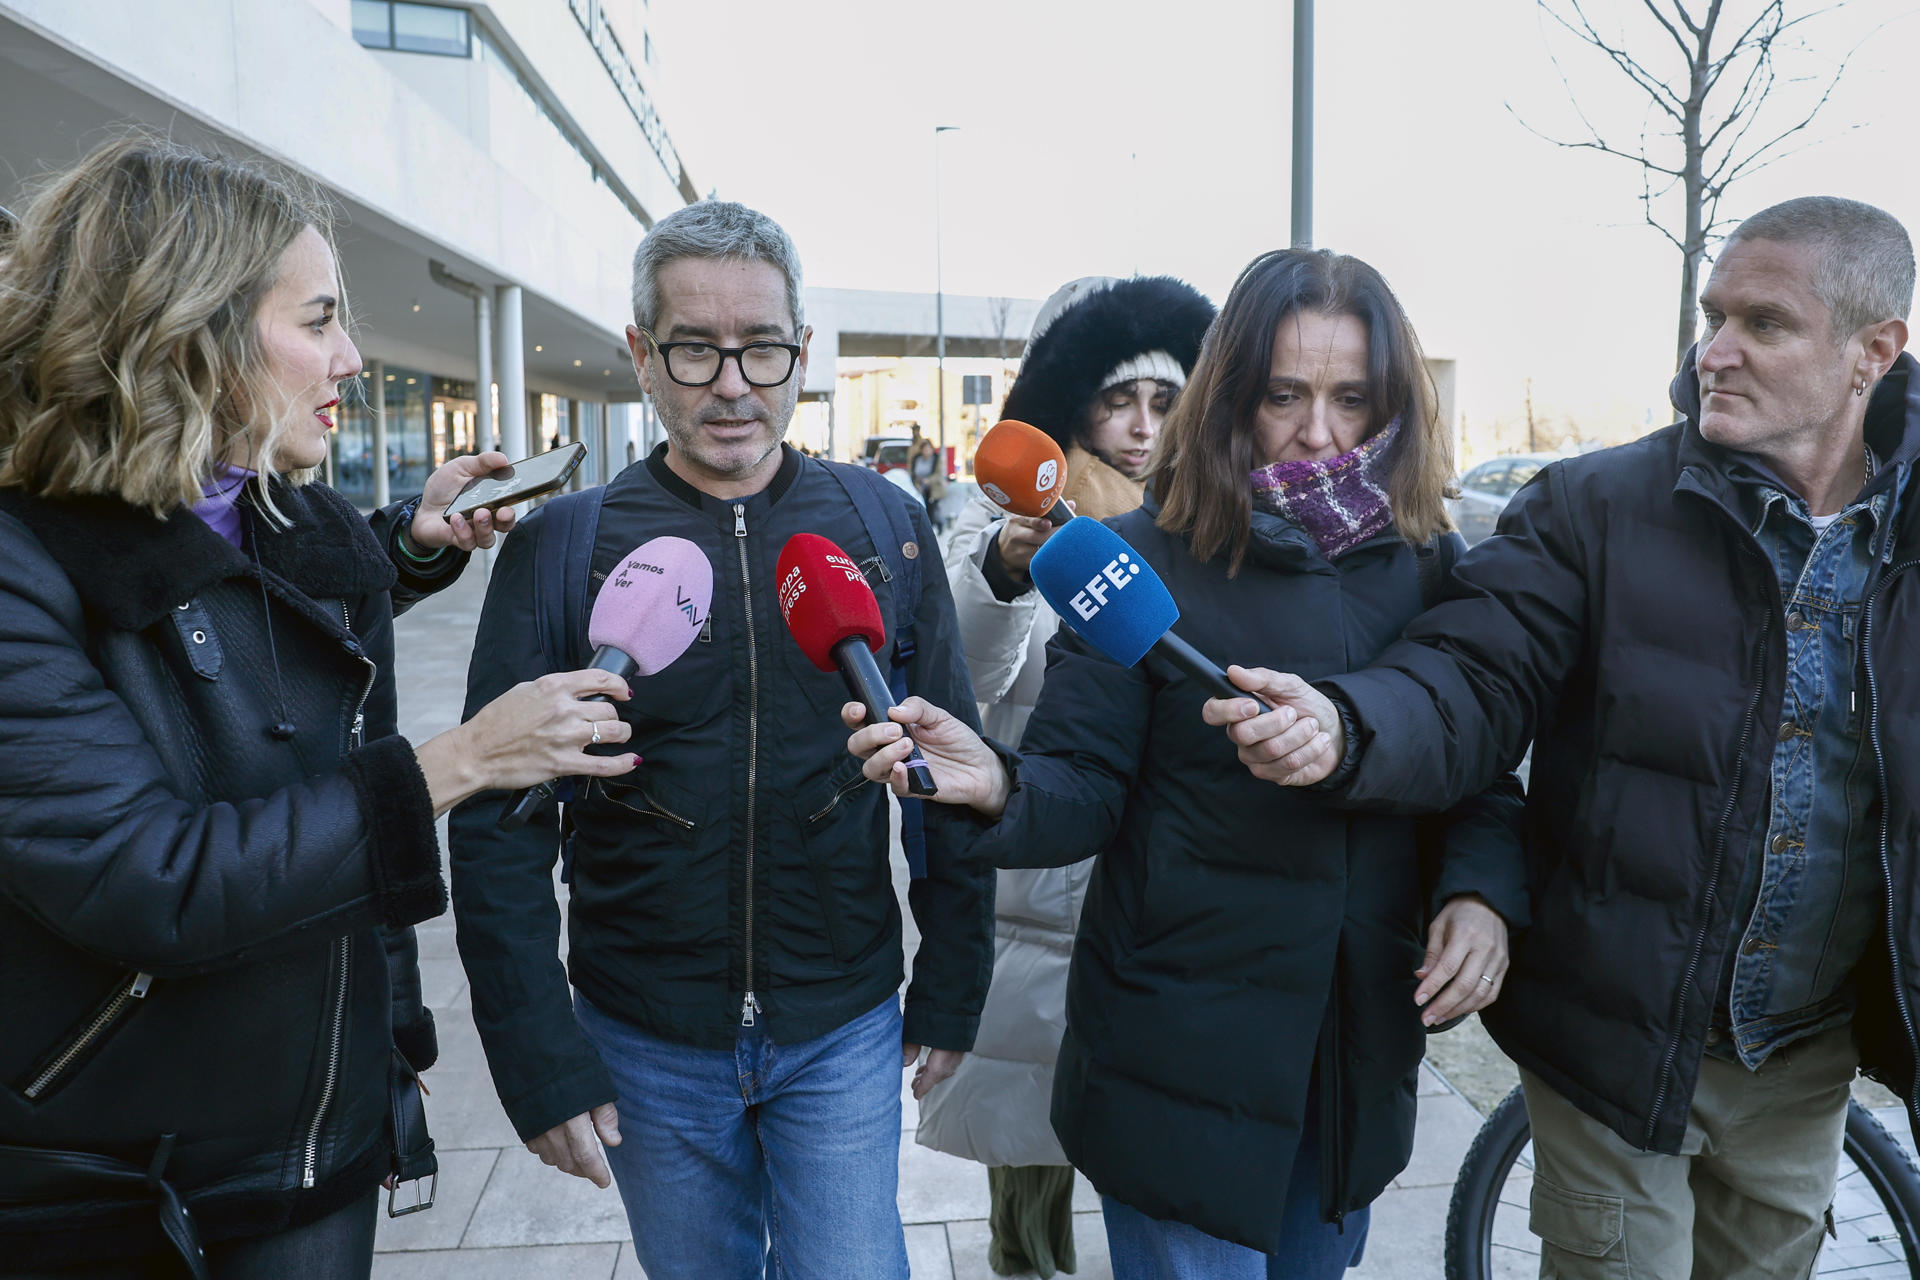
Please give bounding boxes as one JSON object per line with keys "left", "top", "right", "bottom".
{"left": 1711, "top": 457, "right": 1901, "bottom": 1067}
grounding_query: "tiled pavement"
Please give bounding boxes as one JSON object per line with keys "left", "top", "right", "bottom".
{"left": 371, "top": 546, "right": 1507, "bottom": 1279}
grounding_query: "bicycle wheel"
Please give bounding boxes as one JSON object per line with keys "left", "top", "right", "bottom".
{"left": 1443, "top": 1087, "right": 1920, "bottom": 1279}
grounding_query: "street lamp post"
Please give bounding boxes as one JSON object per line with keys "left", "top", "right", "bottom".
{"left": 1291, "top": 0, "right": 1314, "bottom": 248}
{"left": 934, "top": 124, "right": 958, "bottom": 452}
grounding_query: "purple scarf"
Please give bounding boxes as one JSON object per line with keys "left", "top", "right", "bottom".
{"left": 191, "top": 463, "right": 255, "bottom": 549}
{"left": 1249, "top": 419, "right": 1399, "bottom": 560}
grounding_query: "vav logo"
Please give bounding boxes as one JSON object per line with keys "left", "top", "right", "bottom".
{"left": 1069, "top": 554, "right": 1141, "bottom": 621}
{"left": 1035, "top": 459, "right": 1058, "bottom": 492}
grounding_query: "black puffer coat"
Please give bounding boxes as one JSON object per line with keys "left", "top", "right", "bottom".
{"left": 1324, "top": 355, "right": 1920, "bottom": 1155}
{"left": 0, "top": 481, "right": 453, "bottom": 1267}
{"left": 970, "top": 494, "right": 1528, "bottom": 1252}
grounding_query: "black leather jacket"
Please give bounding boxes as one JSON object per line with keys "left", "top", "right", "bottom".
{"left": 0, "top": 480, "right": 457, "bottom": 1266}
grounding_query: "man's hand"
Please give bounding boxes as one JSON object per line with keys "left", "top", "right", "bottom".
{"left": 409, "top": 450, "right": 521, "bottom": 552}
{"left": 903, "top": 1043, "right": 965, "bottom": 1101}
{"left": 1415, "top": 894, "right": 1510, "bottom": 1027}
{"left": 995, "top": 513, "right": 1054, "bottom": 578}
{"left": 843, "top": 697, "right": 1011, "bottom": 818}
{"left": 526, "top": 1102, "right": 622, "bottom": 1188}
{"left": 1200, "top": 666, "right": 1345, "bottom": 786}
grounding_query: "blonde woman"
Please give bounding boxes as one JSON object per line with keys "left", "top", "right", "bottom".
{"left": 0, "top": 136, "right": 639, "bottom": 1278}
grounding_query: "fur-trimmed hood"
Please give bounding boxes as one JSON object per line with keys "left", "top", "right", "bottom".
{"left": 1001, "top": 275, "right": 1215, "bottom": 449}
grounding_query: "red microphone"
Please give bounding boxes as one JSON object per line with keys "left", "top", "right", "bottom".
{"left": 974, "top": 419, "right": 1072, "bottom": 526}
{"left": 776, "top": 533, "right": 938, "bottom": 798}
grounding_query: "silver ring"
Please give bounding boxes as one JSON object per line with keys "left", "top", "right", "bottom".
{"left": 1479, "top": 975, "right": 1495, "bottom": 985}
{"left": 589, "top": 721, "right": 602, "bottom": 745}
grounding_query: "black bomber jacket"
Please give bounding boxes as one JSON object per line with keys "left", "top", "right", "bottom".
{"left": 448, "top": 445, "right": 996, "bottom": 1142}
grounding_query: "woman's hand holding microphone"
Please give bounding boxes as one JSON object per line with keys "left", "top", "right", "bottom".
{"left": 842, "top": 698, "right": 1011, "bottom": 820}
{"left": 416, "top": 670, "right": 640, "bottom": 817}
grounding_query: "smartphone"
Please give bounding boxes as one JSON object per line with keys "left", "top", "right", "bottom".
{"left": 443, "top": 442, "right": 587, "bottom": 518}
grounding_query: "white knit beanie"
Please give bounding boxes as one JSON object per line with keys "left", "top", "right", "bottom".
{"left": 1026, "top": 277, "right": 1186, "bottom": 394}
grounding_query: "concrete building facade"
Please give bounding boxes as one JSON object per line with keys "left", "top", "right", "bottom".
{"left": 0, "top": 0, "right": 690, "bottom": 503}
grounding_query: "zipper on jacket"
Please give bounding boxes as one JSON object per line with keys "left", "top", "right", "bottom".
{"left": 1863, "top": 559, "right": 1920, "bottom": 1130}
{"left": 806, "top": 770, "right": 870, "bottom": 825}
{"left": 302, "top": 934, "right": 351, "bottom": 1189}
{"left": 735, "top": 503, "right": 760, "bottom": 1029}
{"left": 22, "top": 971, "right": 153, "bottom": 1100}
{"left": 597, "top": 780, "right": 696, "bottom": 830}
{"left": 1644, "top": 547, "right": 1773, "bottom": 1146}
{"left": 339, "top": 602, "right": 372, "bottom": 749}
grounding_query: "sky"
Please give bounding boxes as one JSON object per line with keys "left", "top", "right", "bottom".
{"left": 648, "top": 0, "right": 1920, "bottom": 453}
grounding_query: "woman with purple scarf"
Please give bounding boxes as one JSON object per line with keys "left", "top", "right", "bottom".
{"left": 844, "top": 248, "right": 1529, "bottom": 1277}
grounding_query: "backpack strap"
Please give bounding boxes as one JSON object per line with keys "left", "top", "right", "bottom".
{"left": 825, "top": 462, "right": 922, "bottom": 666}
{"left": 522, "top": 486, "right": 607, "bottom": 864}
{"left": 531, "top": 486, "right": 607, "bottom": 676}
{"left": 822, "top": 462, "right": 930, "bottom": 878}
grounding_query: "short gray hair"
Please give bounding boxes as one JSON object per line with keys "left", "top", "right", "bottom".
{"left": 630, "top": 201, "right": 804, "bottom": 336}
{"left": 1726, "top": 196, "right": 1915, "bottom": 340}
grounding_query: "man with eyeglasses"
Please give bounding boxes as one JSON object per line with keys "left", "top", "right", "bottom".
{"left": 448, "top": 201, "right": 994, "bottom": 1278}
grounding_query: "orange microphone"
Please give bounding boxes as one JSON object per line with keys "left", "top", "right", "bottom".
{"left": 973, "top": 420, "right": 1072, "bottom": 526}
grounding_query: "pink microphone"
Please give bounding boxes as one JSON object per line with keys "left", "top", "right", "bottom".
{"left": 498, "top": 535, "right": 714, "bottom": 830}
{"left": 585, "top": 537, "right": 714, "bottom": 682}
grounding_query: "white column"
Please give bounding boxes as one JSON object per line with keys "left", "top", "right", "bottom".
{"left": 370, "top": 358, "right": 389, "bottom": 508}
{"left": 494, "top": 284, "right": 527, "bottom": 460}
{"left": 474, "top": 289, "right": 495, "bottom": 453}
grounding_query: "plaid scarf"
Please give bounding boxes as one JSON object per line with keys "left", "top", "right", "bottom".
{"left": 1248, "top": 419, "right": 1400, "bottom": 560}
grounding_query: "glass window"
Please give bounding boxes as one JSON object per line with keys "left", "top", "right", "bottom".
{"left": 351, "top": 0, "right": 392, "bottom": 48}
{"left": 392, "top": 2, "right": 469, "bottom": 57}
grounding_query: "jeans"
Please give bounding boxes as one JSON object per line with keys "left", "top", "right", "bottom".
{"left": 1101, "top": 1098, "right": 1368, "bottom": 1280}
{"left": 574, "top": 992, "right": 908, "bottom": 1280}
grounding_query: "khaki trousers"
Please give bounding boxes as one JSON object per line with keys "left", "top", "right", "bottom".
{"left": 1518, "top": 1023, "right": 1857, "bottom": 1279}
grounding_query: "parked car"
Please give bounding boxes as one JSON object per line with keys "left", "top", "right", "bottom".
{"left": 861, "top": 434, "right": 915, "bottom": 474}
{"left": 1450, "top": 452, "right": 1555, "bottom": 545}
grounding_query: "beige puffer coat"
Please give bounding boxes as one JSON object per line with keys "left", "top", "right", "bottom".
{"left": 916, "top": 449, "right": 1137, "bottom": 1166}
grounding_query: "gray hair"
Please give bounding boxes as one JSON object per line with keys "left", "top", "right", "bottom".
{"left": 630, "top": 200, "right": 804, "bottom": 336}
{"left": 1726, "top": 196, "right": 1915, "bottom": 340}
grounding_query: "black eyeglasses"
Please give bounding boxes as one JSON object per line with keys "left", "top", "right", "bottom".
{"left": 639, "top": 328, "right": 801, "bottom": 388}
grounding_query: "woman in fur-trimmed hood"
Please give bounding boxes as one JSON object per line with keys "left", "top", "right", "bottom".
{"left": 921, "top": 274, "right": 1213, "bottom": 1278}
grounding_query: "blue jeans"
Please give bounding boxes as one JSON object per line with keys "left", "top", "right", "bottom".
{"left": 1101, "top": 1101, "right": 1368, "bottom": 1280}
{"left": 574, "top": 992, "right": 909, "bottom": 1280}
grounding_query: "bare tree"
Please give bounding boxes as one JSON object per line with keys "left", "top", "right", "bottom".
{"left": 1518, "top": 1, "right": 1860, "bottom": 369}
{"left": 987, "top": 296, "right": 1015, "bottom": 363}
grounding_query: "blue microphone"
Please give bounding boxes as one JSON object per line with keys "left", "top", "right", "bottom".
{"left": 1028, "top": 518, "right": 1242, "bottom": 701}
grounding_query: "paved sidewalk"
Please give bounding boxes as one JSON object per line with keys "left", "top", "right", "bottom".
{"left": 372, "top": 551, "right": 1492, "bottom": 1280}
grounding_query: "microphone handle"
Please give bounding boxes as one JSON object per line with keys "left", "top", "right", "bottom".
{"left": 1150, "top": 630, "right": 1245, "bottom": 703}
{"left": 498, "top": 646, "right": 640, "bottom": 831}
{"left": 833, "top": 636, "right": 939, "bottom": 798}
{"left": 1041, "top": 500, "right": 1072, "bottom": 527}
